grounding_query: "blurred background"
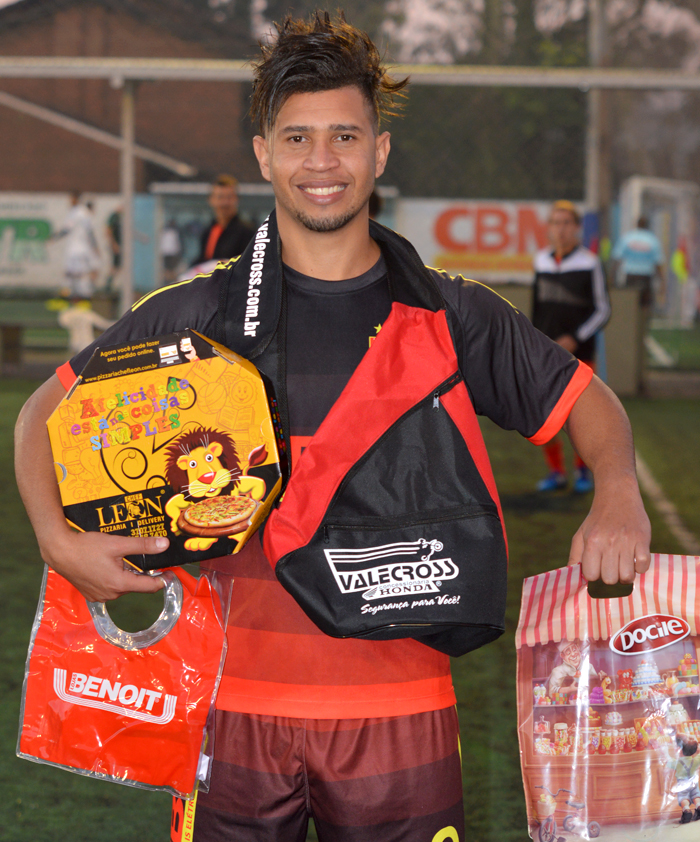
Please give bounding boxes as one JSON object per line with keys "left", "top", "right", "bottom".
{"left": 1, "top": 1, "right": 699, "bottom": 840}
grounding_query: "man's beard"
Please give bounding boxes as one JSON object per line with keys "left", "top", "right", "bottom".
{"left": 293, "top": 203, "right": 363, "bottom": 233}
{"left": 274, "top": 180, "right": 371, "bottom": 233}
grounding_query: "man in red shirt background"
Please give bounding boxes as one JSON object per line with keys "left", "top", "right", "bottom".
{"left": 194, "top": 174, "right": 255, "bottom": 265}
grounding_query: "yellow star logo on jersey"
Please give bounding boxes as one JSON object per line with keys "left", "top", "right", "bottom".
{"left": 369, "top": 323, "right": 383, "bottom": 348}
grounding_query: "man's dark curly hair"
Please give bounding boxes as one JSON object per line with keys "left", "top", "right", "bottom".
{"left": 250, "top": 11, "right": 408, "bottom": 135}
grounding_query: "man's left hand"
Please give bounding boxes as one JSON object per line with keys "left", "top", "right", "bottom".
{"left": 564, "top": 375, "right": 652, "bottom": 584}
{"left": 568, "top": 475, "right": 651, "bottom": 583}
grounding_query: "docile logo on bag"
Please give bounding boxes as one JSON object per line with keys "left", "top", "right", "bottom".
{"left": 54, "top": 668, "right": 177, "bottom": 724}
{"left": 609, "top": 613, "right": 690, "bottom": 656}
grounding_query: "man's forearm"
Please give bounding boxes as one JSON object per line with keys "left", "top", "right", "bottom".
{"left": 15, "top": 373, "right": 168, "bottom": 601}
{"left": 562, "top": 374, "right": 651, "bottom": 583}
{"left": 563, "top": 375, "right": 637, "bottom": 486}
{"left": 14, "top": 374, "right": 73, "bottom": 552}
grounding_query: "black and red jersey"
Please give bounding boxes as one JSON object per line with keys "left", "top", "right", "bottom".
{"left": 57, "top": 214, "right": 592, "bottom": 719}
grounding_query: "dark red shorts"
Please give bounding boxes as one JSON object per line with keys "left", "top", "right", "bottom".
{"left": 171, "top": 707, "right": 464, "bottom": 842}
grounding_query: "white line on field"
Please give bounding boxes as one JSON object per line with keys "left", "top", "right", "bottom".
{"left": 635, "top": 450, "right": 700, "bottom": 555}
{"left": 644, "top": 335, "right": 675, "bottom": 367}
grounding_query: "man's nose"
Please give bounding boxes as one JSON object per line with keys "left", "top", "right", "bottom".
{"left": 304, "top": 139, "right": 340, "bottom": 170}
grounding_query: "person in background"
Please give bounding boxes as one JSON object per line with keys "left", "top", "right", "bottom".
{"left": 105, "top": 206, "right": 121, "bottom": 292}
{"left": 52, "top": 192, "right": 101, "bottom": 298}
{"left": 612, "top": 216, "right": 666, "bottom": 309}
{"left": 531, "top": 200, "right": 611, "bottom": 494}
{"left": 612, "top": 216, "right": 667, "bottom": 393}
{"left": 57, "top": 297, "right": 115, "bottom": 356}
{"left": 193, "top": 174, "right": 255, "bottom": 265}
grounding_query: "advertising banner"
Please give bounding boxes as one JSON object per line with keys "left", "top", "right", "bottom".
{"left": 396, "top": 199, "right": 552, "bottom": 283}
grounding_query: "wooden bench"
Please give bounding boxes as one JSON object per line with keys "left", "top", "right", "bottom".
{"left": 0, "top": 323, "right": 25, "bottom": 368}
{"left": 0, "top": 319, "right": 66, "bottom": 372}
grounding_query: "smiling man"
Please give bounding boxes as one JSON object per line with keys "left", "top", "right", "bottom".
{"left": 15, "top": 13, "right": 651, "bottom": 842}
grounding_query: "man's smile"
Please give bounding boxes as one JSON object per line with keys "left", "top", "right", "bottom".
{"left": 297, "top": 183, "right": 348, "bottom": 204}
{"left": 300, "top": 184, "right": 346, "bottom": 195}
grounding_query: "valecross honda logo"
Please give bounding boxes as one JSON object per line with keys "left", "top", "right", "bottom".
{"left": 609, "top": 613, "right": 690, "bottom": 656}
{"left": 53, "top": 668, "right": 177, "bottom": 724}
{"left": 324, "top": 538, "right": 459, "bottom": 601}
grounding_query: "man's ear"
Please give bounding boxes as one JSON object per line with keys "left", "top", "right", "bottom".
{"left": 253, "top": 135, "right": 271, "bottom": 182}
{"left": 375, "top": 131, "right": 391, "bottom": 179}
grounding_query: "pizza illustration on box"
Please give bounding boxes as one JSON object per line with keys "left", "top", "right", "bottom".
{"left": 164, "top": 427, "right": 269, "bottom": 552}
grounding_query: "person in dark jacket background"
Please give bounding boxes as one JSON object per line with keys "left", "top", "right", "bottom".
{"left": 193, "top": 174, "right": 255, "bottom": 265}
{"left": 531, "top": 200, "right": 611, "bottom": 494}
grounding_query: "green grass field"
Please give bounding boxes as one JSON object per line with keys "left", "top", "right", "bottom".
{"left": 1, "top": 379, "right": 697, "bottom": 842}
{"left": 648, "top": 325, "right": 700, "bottom": 370}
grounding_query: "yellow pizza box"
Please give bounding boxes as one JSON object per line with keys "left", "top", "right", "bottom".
{"left": 47, "top": 329, "right": 284, "bottom": 571}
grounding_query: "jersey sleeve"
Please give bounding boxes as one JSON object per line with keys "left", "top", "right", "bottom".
{"left": 55, "top": 267, "right": 227, "bottom": 388}
{"left": 433, "top": 271, "right": 593, "bottom": 444}
{"left": 574, "top": 255, "right": 610, "bottom": 343}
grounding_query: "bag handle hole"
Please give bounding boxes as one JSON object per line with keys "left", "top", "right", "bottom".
{"left": 587, "top": 579, "right": 634, "bottom": 600}
{"left": 87, "top": 572, "right": 183, "bottom": 650}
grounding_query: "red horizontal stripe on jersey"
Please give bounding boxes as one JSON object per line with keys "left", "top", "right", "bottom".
{"left": 216, "top": 675, "right": 456, "bottom": 720}
{"left": 221, "top": 627, "right": 451, "bottom": 686}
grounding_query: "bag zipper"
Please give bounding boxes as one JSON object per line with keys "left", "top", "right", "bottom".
{"left": 323, "top": 505, "right": 499, "bottom": 543}
{"left": 327, "top": 369, "right": 464, "bottom": 515}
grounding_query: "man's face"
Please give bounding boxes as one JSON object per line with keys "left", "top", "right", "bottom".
{"left": 561, "top": 644, "right": 581, "bottom": 668}
{"left": 253, "top": 86, "right": 390, "bottom": 234}
{"left": 548, "top": 209, "right": 580, "bottom": 255}
{"left": 209, "top": 185, "right": 238, "bottom": 223}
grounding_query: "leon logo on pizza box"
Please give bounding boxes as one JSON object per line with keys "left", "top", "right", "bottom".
{"left": 47, "top": 329, "right": 284, "bottom": 571}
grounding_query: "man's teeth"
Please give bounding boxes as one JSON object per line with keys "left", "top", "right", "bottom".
{"left": 303, "top": 185, "right": 345, "bottom": 195}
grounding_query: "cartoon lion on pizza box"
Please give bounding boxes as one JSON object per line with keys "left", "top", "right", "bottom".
{"left": 164, "top": 427, "right": 269, "bottom": 552}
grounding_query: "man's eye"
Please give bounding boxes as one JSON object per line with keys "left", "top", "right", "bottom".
{"left": 337, "top": 134, "right": 354, "bottom": 142}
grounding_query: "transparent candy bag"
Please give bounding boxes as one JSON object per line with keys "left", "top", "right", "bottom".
{"left": 517, "top": 554, "right": 700, "bottom": 841}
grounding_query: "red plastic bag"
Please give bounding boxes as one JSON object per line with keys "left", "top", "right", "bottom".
{"left": 517, "top": 554, "right": 700, "bottom": 840}
{"left": 18, "top": 565, "right": 228, "bottom": 798}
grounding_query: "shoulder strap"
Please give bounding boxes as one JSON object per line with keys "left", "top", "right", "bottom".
{"left": 214, "top": 213, "right": 283, "bottom": 361}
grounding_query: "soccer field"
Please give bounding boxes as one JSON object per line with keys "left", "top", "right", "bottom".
{"left": 1, "top": 378, "right": 697, "bottom": 842}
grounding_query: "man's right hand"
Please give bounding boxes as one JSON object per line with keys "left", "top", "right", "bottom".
{"left": 15, "top": 373, "right": 170, "bottom": 604}
{"left": 41, "top": 529, "right": 169, "bottom": 603}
